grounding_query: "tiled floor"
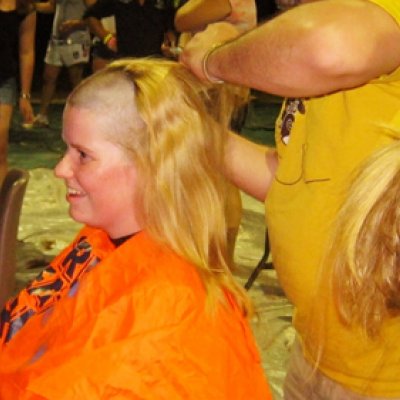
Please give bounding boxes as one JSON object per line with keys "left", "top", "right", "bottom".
{"left": 10, "top": 93, "right": 293, "bottom": 399}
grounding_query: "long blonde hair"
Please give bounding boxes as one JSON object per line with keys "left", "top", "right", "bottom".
{"left": 67, "top": 58, "right": 251, "bottom": 315}
{"left": 328, "top": 141, "right": 400, "bottom": 337}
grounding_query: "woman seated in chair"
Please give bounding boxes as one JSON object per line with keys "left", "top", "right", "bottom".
{"left": 0, "top": 58, "right": 272, "bottom": 398}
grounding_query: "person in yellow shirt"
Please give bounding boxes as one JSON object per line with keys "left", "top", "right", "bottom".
{"left": 180, "top": 0, "right": 400, "bottom": 398}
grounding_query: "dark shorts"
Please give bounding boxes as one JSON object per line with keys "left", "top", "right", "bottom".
{"left": 0, "top": 77, "right": 17, "bottom": 106}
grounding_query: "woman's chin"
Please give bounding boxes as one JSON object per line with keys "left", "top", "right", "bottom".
{"left": 69, "top": 208, "right": 88, "bottom": 226}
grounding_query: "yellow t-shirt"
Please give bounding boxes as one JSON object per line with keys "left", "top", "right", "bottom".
{"left": 266, "top": 0, "right": 400, "bottom": 396}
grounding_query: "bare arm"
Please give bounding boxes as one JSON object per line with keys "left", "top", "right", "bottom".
{"left": 174, "top": 0, "right": 231, "bottom": 33}
{"left": 18, "top": 11, "right": 36, "bottom": 124}
{"left": 59, "top": 19, "right": 88, "bottom": 36}
{"left": 181, "top": 0, "right": 400, "bottom": 97}
{"left": 225, "top": 132, "right": 278, "bottom": 202}
{"left": 86, "top": 16, "right": 108, "bottom": 40}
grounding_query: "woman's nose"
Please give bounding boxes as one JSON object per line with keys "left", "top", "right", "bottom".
{"left": 54, "top": 153, "right": 73, "bottom": 179}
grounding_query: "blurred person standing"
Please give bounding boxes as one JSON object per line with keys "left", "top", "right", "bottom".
{"left": 32, "top": 0, "right": 94, "bottom": 128}
{"left": 0, "top": 0, "right": 36, "bottom": 183}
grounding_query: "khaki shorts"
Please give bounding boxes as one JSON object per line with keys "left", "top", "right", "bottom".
{"left": 284, "top": 340, "right": 397, "bottom": 400}
{"left": 44, "top": 40, "right": 90, "bottom": 67}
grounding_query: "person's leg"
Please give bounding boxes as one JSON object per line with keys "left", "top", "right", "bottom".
{"left": 0, "top": 105, "right": 12, "bottom": 185}
{"left": 0, "top": 78, "right": 17, "bottom": 185}
{"left": 35, "top": 41, "right": 63, "bottom": 125}
{"left": 67, "top": 63, "right": 85, "bottom": 89}
{"left": 37, "top": 63, "right": 61, "bottom": 119}
{"left": 63, "top": 41, "right": 90, "bottom": 89}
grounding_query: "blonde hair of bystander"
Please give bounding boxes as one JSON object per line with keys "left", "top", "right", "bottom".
{"left": 327, "top": 139, "right": 400, "bottom": 338}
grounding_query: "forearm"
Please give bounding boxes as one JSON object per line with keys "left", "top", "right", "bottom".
{"left": 225, "top": 132, "right": 277, "bottom": 202}
{"left": 68, "top": 19, "right": 88, "bottom": 30}
{"left": 19, "top": 52, "right": 34, "bottom": 96}
{"left": 174, "top": 0, "right": 231, "bottom": 33}
{"left": 204, "top": 18, "right": 323, "bottom": 97}
{"left": 86, "top": 17, "right": 109, "bottom": 40}
{"left": 19, "top": 12, "right": 36, "bottom": 96}
{"left": 18, "top": 12, "right": 36, "bottom": 122}
{"left": 186, "top": 0, "right": 400, "bottom": 97}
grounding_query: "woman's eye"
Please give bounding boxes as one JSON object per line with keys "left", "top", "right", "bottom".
{"left": 78, "top": 150, "right": 88, "bottom": 161}
{"left": 72, "top": 145, "right": 91, "bottom": 163}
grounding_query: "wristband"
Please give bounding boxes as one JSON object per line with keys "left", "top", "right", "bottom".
{"left": 20, "top": 92, "right": 31, "bottom": 100}
{"left": 202, "top": 44, "right": 224, "bottom": 84}
{"left": 102, "top": 33, "right": 114, "bottom": 45}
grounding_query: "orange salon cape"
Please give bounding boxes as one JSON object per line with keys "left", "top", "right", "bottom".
{"left": 0, "top": 226, "right": 272, "bottom": 399}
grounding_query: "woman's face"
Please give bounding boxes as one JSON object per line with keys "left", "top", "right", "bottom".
{"left": 55, "top": 105, "right": 142, "bottom": 238}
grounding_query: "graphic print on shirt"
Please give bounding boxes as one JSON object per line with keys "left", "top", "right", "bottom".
{"left": 279, "top": 98, "right": 305, "bottom": 145}
{"left": 0, "top": 236, "right": 101, "bottom": 345}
